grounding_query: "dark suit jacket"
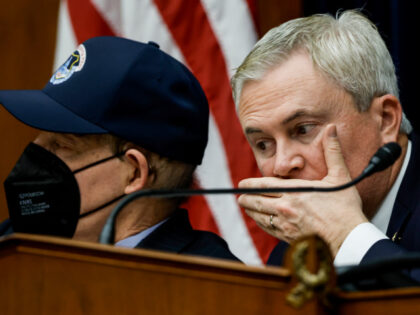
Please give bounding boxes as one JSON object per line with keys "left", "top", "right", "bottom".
{"left": 267, "top": 132, "right": 420, "bottom": 268}
{"left": 136, "top": 209, "right": 239, "bottom": 261}
{"left": 0, "top": 209, "right": 239, "bottom": 262}
{"left": 361, "top": 132, "right": 420, "bottom": 264}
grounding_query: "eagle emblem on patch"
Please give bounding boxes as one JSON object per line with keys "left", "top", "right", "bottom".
{"left": 50, "top": 44, "right": 87, "bottom": 85}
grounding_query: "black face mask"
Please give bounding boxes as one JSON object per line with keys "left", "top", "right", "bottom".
{"left": 4, "top": 142, "right": 125, "bottom": 238}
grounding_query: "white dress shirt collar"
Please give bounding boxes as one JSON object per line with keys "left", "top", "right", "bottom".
{"left": 114, "top": 218, "right": 169, "bottom": 248}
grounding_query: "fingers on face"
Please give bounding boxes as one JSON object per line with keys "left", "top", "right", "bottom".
{"left": 269, "top": 214, "right": 301, "bottom": 243}
{"left": 245, "top": 210, "right": 279, "bottom": 236}
{"left": 322, "top": 124, "right": 352, "bottom": 181}
{"left": 238, "top": 188, "right": 301, "bottom": 243}
{"left": 238, "top": 193, "right": 282, "bottom": 215}
{"left": 239, "top": 177, "right": 297, "bottom": 189}
{"left": 245, "top": 210, "right": 298, "bottom": 243}
{"left": 239, "top": 176, "right": 318, "bottom": 194}
{"left": 241, "top": 198, "right": 285, "bottom": 230}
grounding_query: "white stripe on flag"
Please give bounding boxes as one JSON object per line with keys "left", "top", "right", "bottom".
{"left": 120, "top": 0, "right": 185, "bottom": 63}
{"left": 91, "top": 0, "right": 122, "bottom": 35}
{"left": 200, "top": 0, "right": 258, "bottom": 77}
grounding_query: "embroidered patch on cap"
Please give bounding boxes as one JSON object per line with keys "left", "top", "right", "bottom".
{"left": 50, "top": 44, "right": 87, "bottom": 85}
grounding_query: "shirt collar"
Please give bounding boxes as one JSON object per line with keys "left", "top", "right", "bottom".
{"left": 114, "top": 218, "right": 169, "bottom": 248}
{"left": 371, "top": 140, "right": 412, "bottom": 233}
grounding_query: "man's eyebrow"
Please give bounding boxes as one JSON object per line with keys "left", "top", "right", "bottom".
{"left": 244, "top": 127, "right": 263, "bottom": 135}
{"left": 282, "top": 109, "right": 327, "bottom": 125}
{"left": 244, "top": 110, "right": 325, "bottom": 135}
{"left": 282, "top": 110, "right": 308, "bottom": 125}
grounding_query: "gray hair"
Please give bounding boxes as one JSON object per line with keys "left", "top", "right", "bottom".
{"left": 231, "top": 10, "right": 412, "bottom": 133}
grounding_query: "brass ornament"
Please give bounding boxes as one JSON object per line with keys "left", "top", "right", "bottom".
{"left": 286, "top": 238, "right": 333, "bottom": 308}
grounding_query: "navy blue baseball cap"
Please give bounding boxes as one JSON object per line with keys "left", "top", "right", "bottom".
{"left": 0, "top": 36, "right": 209, "bottom": 165}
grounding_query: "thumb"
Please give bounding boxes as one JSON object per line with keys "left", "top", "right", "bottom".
{"left": 322, "top": 124, "right": 351, "bottom": 182}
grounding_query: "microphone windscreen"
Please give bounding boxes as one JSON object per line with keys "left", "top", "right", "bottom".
{"left": 369, "top": 142, "right": 402, "bottom": 173}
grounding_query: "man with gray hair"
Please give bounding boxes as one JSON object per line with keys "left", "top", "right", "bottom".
{"left": 231, "top": 10, "right": 418, "bottom": 268}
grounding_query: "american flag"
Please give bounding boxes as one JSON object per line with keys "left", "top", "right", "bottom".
{"left": 54, "top": 0, "right": 278, "bottom": 264}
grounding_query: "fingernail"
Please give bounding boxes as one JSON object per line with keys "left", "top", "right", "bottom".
{"left": 328, "top": 125, "right": 337, "bottom": 138}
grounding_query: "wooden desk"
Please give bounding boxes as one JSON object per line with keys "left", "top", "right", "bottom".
{"left": 1, "top": 233, "right": 420, "bottom": 314}
{"left": 0, "top": 233, "right": 327, "bottom": 315}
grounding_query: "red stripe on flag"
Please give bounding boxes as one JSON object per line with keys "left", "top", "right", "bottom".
{"left": 66, "top": 0, "right": 116, "bottom": 44}
{"left": 154, "top": 0, "right": 278, "bottom": 262}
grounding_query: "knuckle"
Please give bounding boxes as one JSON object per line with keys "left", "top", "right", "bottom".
{"left": 255, "top": 197, "right": 264, "bottom": 212}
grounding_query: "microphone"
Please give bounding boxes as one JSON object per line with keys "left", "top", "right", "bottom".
{"left": 362, "top": 142, "right": 402, "bottom": 177}
{"left": 99, "top": 142, "right": 402, "bottom": 244}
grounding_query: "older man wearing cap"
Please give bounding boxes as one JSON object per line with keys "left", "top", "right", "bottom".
{"left": 0, "top": 36, "right": 238, "bottom": 261}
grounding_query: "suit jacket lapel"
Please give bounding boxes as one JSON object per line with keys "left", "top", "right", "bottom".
{"left": 386, "top": 132, "right": 420, "bottom": 242}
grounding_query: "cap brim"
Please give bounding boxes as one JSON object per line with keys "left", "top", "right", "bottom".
{"left": 0, "top": 90, "right": 107, "bottom": 134}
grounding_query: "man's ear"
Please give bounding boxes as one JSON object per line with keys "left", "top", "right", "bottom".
{"left": 369, "top": 94, "right": 402, "bottom": 143}
{"left": 123, "top": 148, "right": 149, "bottom": 194}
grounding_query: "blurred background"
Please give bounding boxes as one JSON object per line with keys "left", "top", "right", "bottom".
{"left": 0, "top": 0, "right": 416, "bottom": 264}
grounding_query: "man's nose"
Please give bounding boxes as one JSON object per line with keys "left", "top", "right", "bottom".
{"left": 272, "top": 145, "right": 305, "bottom": 178}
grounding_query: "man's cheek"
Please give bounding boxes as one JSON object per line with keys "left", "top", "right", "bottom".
{"left": 304, "top": 150, "right": 328, "bottom": 180}
{"left": 258, "top": 159, "right": 273, "bottom": 177}
{"left": 311, "top": 135, "right": 329, "bottom": 178}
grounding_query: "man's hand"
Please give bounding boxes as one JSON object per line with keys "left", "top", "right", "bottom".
{"left": 238, "top": 124, "right": 368, "bottom": 256}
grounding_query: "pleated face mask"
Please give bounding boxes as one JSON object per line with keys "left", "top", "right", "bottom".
{"left": 4, "top": 142, "right": 125, "bottom": 238}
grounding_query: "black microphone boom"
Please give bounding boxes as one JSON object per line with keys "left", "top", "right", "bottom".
{"left": 99, "top": 142, "right": 402, "bottom": 244}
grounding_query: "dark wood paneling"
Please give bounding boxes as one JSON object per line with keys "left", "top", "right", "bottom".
{"left": 0, "top": 0, "right": 60, "bottom": 220}
{"left": 257, "top": 0, "right": 303, "bottom": 37}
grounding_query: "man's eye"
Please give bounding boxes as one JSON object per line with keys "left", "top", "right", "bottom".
{"left": 256, "top": 141, "right": 267, "bottom": 151}
{"left": 295, "top": 124, "right": 315, "bottom": 135}
{"left": 255, "top": 140, "right": 275, "bottom": 155}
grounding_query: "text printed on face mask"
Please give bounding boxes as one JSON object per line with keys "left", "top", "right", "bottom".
{"left": 18, "top": 191, "right": 51, "bottom": 215}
